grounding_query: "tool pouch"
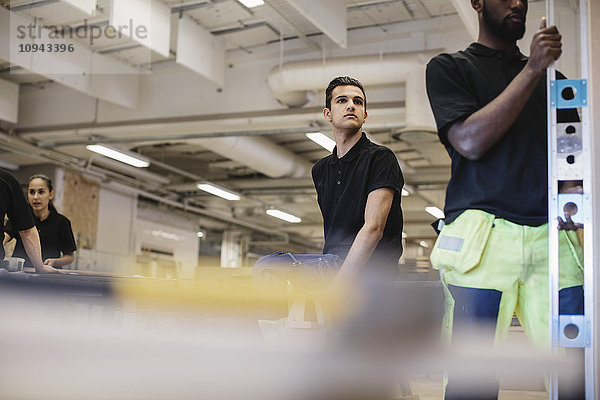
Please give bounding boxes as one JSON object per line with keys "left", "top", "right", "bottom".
{"left": 430, "top": 210, "right": 495, "bottom": 274}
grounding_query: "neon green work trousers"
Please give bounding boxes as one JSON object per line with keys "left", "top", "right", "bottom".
{"left": 430, "top": 209, "right": 584, "bottom": 348}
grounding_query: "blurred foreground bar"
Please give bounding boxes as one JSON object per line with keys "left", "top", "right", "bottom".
{"left": 0, "top": 270, "right": 576, "bottom": 400}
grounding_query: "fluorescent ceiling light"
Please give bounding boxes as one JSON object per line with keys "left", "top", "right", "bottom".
{"left": 306, "top": 132, "right": 335, "bottom": 152}
{"left": 91, "top": 155, "right": 169, "bottom": 185}
{"left": 197, "top": 231, "right": 205, "bottom": 238}
{"left": 419, "top": 240, "right": 430, "bottom": 248}
{"left": 425, "top": 206, "right": 445, "bottom": 219}
{"left": 401, "top": 188, "right": 409, "bottom": 197}
{"left": 237, "top": 0, "right": 264, "bottom": 7}
{"left": 197, "top": 183, "right": 240, "bottom": 201}
{"left": 266, "top": 209, "right": 301, "bottom": 223}
{"left": 86, "top": 144, "right": 150, "bottom": 168}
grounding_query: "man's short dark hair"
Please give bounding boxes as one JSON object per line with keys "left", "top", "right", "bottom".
{"left": 325, "top": 76, "right": 367, "bottom": 110}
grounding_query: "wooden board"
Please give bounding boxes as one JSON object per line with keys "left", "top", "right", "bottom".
{"left": 61, "top": 170, "right": 100, "bottom": 249}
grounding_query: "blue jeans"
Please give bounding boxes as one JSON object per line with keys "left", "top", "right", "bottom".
{"left": 253, "top": 252, "right": 342, "bottom": 288}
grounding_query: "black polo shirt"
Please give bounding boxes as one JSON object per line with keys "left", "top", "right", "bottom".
{"left": 7, "top": 207, "right": 77, "bottom": 268}
{"left": 426, "top": 43, "right": 578, "bottom": 226}
{"left": 0, "top": 168, "right": 35, "bottom": 260}
{"left": 312, "top": 133, "right": 404, "bottom": 276}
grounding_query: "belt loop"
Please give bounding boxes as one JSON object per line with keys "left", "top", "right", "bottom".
{"left": 287, "top": 253, "right": 301, "bottom": 267}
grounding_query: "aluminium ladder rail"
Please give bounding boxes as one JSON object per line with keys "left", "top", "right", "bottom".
{"left": 546, "top": 0, "right": 595, "bottom": 398}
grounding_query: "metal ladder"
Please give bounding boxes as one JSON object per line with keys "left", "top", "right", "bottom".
{"left": 547, "top": 0, "right": 595, "bottom": 398}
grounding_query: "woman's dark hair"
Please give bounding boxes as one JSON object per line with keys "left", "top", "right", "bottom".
{"left": 28, "top": 174, "right": 56, "bottom": 212}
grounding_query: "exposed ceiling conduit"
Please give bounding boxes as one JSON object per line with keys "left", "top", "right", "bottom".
{"left": 19, "top": 103, "right": 401, "bottom": 181}
{"left": 18, "top": 102, "right": 402, "bottom": 135}
{"left": 90, "top": 156, "right": 171, "bottom": 186}
{"left": 189, "top": 136, "right": 313, "bottom": 179}
{"left": 266, "top": 51, "right": 439, "bottom": 135}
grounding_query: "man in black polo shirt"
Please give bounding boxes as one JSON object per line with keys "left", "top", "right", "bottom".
{"left": 0, "top": 168, "right": 57, "bottom": 273}
{"left": 426, "top": 0, "right": 583, "bottom": 398}
{"left": 313, "top": 76, "right": 404, "bottom": 281}
{"left": 254, "top": 77, "right": 404, "bottom": 283}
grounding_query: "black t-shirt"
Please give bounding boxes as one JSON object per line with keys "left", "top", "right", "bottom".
{"left": 312, "top": 133, "right": 404, "bottom": 276}
{"left": 0, "top": 168, "right": 34, "bottom": 260}
{"left": 426, "top": 43, "right": 578, "bottom": 226}
{"left": 7, "top": 207, "right": 77, "bottom": 267}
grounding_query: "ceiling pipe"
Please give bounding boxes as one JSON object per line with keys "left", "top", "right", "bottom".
{"left": 266, "top": 50, "right": 439, "bottom": 136}
{"left": 36, "top": 127, "right": 315, "bottom": 148}
{"left": 90, "top": 156, "right": 171, "bottom": 186}
{"left": 0, "top": 130, "right": 83, "bottom": 169}
{"left": 21, "top": 103, "right": 401, "bottom": 181}
{"left": 189, "top": 136, "right": 313, "bottom": 179}
{"left": 449, "top": 0, "right": 479, "bottom": 40}
{"left": 396, "top": 66, "right": 439, "bottom": 142}
{"left": 19, "top": 102, "right": 401, "bottom": 135}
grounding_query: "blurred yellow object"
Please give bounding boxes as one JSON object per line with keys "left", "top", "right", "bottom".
{"left": 113, "top": 268, "right": 353, "bottom": 319}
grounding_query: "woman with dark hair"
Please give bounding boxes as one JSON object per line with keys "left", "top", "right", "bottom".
{"left": 5, "top": 174, "right": 77, "bottom": 269}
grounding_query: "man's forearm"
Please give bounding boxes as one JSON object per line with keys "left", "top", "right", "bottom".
{"left": 447, "top": 65, "right": 542, "bottom": 160}
{"left": 334, "top": 187, "right": 394, "bottom": 282}
{"left": 448, "top": 20, "right": 562, "bottom": 160}
{"left": 18, "top": 227, "right": 45, "bottom": 270}
{"left": 335, "top": 225, "right": 384, "bottom": 281}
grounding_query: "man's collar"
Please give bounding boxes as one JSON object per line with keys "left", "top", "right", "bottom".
{"left": 328, "top": 132, "right": 369, "bottom": 164}
{"left": 467, "top": 42, "right": 527, "bottom": 61}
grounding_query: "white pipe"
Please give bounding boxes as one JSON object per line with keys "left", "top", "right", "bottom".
{"left": 217, "top": 52, "right": 440, "bottom": 179}
{"left": 399, "top": 66, "right": 438, "bottom": 143}
{"left": 450, "top": 0, "right": 479, "bottom": 40}
{"left": 191, "top": 136, "right": 312, "bottom": 179}
{"left": 266, "top": 51, "right": 438, "bottom": 141}
{"left": 267, "top": 51, "right": 438, "bottom": 108}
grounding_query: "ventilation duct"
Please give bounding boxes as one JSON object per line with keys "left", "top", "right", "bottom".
{"left": 396, "top": 66, "right": 439, "bottom": 144}
{"left": 267, "top": 51, "right": 439, "bottom": 139}
{"left": 191, "top": 136, "right": 312, "bottom": 179}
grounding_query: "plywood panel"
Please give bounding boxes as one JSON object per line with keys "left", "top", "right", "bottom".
{"left": 62, "top": 171, "right": 100, "bottom": 249}
{"left": 96, "top": 187, "right": 135, "bottom": 256}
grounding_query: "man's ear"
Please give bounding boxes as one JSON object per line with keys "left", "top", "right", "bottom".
{"left": 323, "top": 107, "right": 332, "bottom": 122}
{"left": 471, "top": 0, "right": 483, "bottom": 12}
{"left": 364, "top": 110, "right": 368, "bottom": 121}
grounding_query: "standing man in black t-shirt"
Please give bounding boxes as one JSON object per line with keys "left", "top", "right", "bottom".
{"left": 426, "top": 0, "right": 583, "bottom": 398}
{"left": 254, "top": 77, "right": 404, "bottom": 282}
{"left": 0, "top": 168, "right": 57, "bottom": 273}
